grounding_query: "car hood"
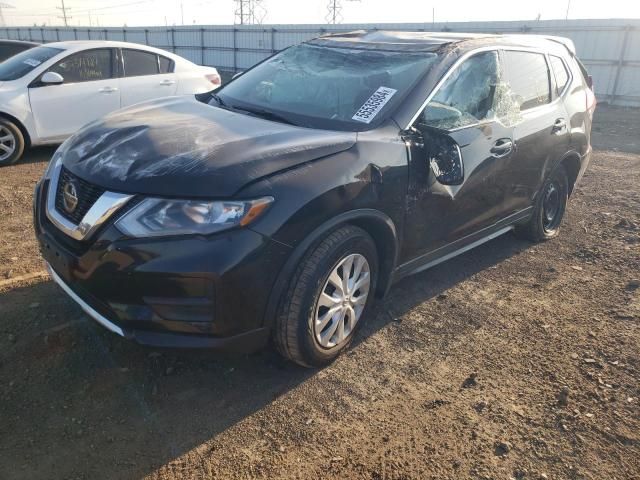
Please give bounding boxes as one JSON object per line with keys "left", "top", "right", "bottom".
{"left": 60, "top": 96, "right": 356, "bottom": 198}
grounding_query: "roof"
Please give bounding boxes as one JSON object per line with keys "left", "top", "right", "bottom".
{"left": 307, "top": 30, "right": 575, "bottom": 55}
{"left": 0, "top": 39, "right": 39, "bottom": 46}
{"left": 38, "top": 40, "right": 183, "bottom": 58}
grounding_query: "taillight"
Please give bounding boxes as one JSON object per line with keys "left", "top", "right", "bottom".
{"left": 205, "top": 73, "right": 221, "bottom": 86}
{"left": 586, "top": 85, "right": 596, "bottom": 114}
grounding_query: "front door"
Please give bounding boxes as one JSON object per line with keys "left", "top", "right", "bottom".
{"left": 401, "top": 50, "right": 516, "bottom": 264}
{"left": 29, "top": 48, "right": 120, "bottom": 142}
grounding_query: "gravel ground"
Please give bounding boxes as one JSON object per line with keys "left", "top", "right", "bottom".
{"left": 0, "top": 106, "right": 638, "bottom": 480}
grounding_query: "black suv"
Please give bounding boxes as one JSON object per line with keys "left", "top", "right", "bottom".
{"left": 34, "top": 31, "right": 596, "bottom": 367}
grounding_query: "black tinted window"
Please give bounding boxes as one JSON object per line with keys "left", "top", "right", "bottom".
{"left": 0, "top": 45, "right": 32, "bottom": 62}
{"left": 421, "top": 51, "right": 500, "bottom": 130}
{"left": 503, "top": 51, "right": 551, "bottom": 111}
{"left": 0, "top": 46, "right": 63, "bottom": 81}
{"left": 159, "top": 56, "right": 173, "bottom": 73}
{"left": 123, "top": 49, "right": 159, "bottom": 76}
{"left": 550, "top": 55, "right": 570, "bottom": 95}
{"left": 49, "top": 49, "right": 113, "bottom": 83}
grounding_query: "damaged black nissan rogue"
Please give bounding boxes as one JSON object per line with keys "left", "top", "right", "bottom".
{"left": 34, "top": 31, "right": 596, "bottom": 367}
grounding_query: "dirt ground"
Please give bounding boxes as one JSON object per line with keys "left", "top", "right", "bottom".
{"left": 0, "top": 106, "right": 638, "bottom": 480}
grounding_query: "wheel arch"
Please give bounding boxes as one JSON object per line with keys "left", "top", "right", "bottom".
{"left": 558, "top": 151, "right": 581, "bottom": 196}
{"left": 261, "top": 209, "right": 399, "bottom": 330}
{"left": 0, "top": 111, "right": 31, "bottom": 148}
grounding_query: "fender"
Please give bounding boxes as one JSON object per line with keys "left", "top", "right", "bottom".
{"left": 260, "top": 208, "right": 399, "bottom": 330}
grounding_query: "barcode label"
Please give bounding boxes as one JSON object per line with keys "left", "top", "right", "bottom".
{"left": 352, "top": 86, "right": 397, "bottom": 124}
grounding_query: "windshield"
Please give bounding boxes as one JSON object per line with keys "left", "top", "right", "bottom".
{"left": 214, "top": 44, "right": 437, "bottom": 130}
{"left": 0, "top": 46, "right": 64, "bottom": 81}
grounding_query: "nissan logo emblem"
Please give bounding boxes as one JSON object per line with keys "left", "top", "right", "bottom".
{"left": 62, "top": 181, "right": 79, "bottom": 214}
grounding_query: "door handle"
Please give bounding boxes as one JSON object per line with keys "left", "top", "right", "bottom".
{"left": 490, "top": 138, "right": 513, "bottom": 158}
{"left": 552, "top": 118, "right": 567, "bottom": 134}
{"left": 99, "top": 86, "right": 118, "bottom": 93}
{"left": 160, "top": 79, "right": 175, "bottom": 86}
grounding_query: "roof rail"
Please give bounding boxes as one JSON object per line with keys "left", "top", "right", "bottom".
{"left": 539, "top": 35, "right": 576, "bottom": 55}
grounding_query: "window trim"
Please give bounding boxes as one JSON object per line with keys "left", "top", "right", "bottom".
{"left": 39, "top": 47, "right": 117, "bottom": 86}
{"left": 549, "top": 54, "right": 573, "bottom": 98}
{"left": 407, "top": 45, "right": 565, "bottom": 131}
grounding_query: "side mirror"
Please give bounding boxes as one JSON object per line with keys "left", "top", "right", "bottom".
{"left": 232, "top": 71, "right": 243, "bottom": 79}
{"left": 428, "top": 134, "right": 464, "bottom": 185}
{"left": 41, "top": 71, "right": 64, "bottom": 85}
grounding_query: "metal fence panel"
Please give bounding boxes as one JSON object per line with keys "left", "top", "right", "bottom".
{"left": 2, "top": 19, "right": 639, "bottom": 106}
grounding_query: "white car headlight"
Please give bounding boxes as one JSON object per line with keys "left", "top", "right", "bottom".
{"left": 115, "top": 196, "right": 273, "bottom": 238}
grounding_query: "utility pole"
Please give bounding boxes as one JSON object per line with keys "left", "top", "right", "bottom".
{"left": 234, "top": 0, "right": 265, "bottom": 25}
{"left": 180, "top": 1, "right": 184, "bottom": 25}
{"left": 56, "top": 0, "right": 71, "bottom": 27}
{"left": 565, "top": 0, "right": 571, "bottom": 20}
{"left": 0, "top": 2, "right": 15, "bottom": 28}
{"left": 326, "top": 0, "right": 360, "bottom": 25}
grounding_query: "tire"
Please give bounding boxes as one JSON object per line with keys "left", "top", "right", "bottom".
{"left": 0, "top": 119, "right": 25, "bottom": 167}
{"left": 515, "top": 164, "right": 569, "bottom": 242}
{"left": 274, "top": 225, "right": 378, "bottom": 367}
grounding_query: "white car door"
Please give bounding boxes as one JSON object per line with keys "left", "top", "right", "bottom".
{"left": 28, "top": 48, "right": 120, "bottom": 142}
{"left": 119, "top": 48, "right": 178, "bottom": 107}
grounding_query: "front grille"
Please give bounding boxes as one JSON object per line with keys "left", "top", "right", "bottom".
{"left": 54, "top": 167, "right": 105, "bottom": 225}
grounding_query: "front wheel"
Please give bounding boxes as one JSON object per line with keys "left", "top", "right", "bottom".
{"left": 274, "top": 225, "right": 378, "bottom": 367}
{"left": 515, "top": 165, "right": 569, "bottom": 242}
{"left": 0, "top": 119, "right": 25, "bottom": 167}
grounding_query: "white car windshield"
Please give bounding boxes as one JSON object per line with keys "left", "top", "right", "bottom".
{"left": 0, "top": 46, "right": 64, "bottom": 81}
{"left": 215, "top": 44, "right": 438, "bottom": 130}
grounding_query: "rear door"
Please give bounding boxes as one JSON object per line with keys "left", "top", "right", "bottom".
{"left": 29, "top": 48, "right": 120, "bottom": 141}
{"left": 118, "top": 48, "right": 178, "bottom": 107}
{"left": 497, "top": 50, "right": 571, "bottom": 215}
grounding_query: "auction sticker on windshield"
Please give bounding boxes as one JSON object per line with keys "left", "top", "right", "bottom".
{"left": 352, "top": 86, "right": 397, "bottom": 124}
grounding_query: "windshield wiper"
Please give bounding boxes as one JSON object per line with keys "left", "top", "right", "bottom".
{"left": 234, "top": 106, "right": 298, "bottom": 126}
{"left": 210, "top": 93, "right": 232, "bottom": 109}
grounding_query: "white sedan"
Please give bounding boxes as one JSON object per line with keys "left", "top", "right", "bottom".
{"left": 0, "top": 40, "right": 221, "bottom": 165}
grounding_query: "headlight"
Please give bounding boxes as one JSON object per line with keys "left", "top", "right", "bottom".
{"left": 115, "top": 196, "right": 274, "bottom": 238}
{"left": 43, "top": 151, "right": 62, "bottom": 180}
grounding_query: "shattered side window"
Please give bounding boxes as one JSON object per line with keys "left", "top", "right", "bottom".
{"left": 420, "top": 51, "right": 503, "bottom": 130}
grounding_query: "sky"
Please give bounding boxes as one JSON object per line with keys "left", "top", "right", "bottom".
{"left": 3, "top": 0, "right": 640, "bottom": 28}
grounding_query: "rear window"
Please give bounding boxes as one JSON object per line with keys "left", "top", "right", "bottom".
{"left": 550, "top": 55, "right": 570, "bottom": 95}
{"left": 122, "top": 49, "right": 159, "bottom": 77}
{"left": 0, "top": 46, "right": 63, "bottom": 81}
{"left": 159, "top": 56, "right": 174, "bottom": 73}
{"left": 503, "top": 51, "right": 551, "bottom": 111}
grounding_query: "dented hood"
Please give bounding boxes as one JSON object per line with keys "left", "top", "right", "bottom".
{"left": 60, "top": 97, "right": 356, "bottom": 198}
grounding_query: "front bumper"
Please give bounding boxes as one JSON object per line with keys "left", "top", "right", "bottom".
{"left": 34, "top": 180, "right": 291, "bottom": 351}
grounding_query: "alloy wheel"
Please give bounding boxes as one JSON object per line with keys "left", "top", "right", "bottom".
{"left": 0, "top": 126, "right": 16, "bottom": 162}
{"left": 314, "top": 253, "right": 371, "bottom": 349}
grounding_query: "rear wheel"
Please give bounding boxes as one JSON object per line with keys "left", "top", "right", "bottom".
{"left": 515, "top": 165, "right": 568, "bottom": 242}
{"left": 274, "top": 225, "right": 378, "bottom": 367}
{"left": 0, "top": 119, "right": 25, "bottom": 167}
